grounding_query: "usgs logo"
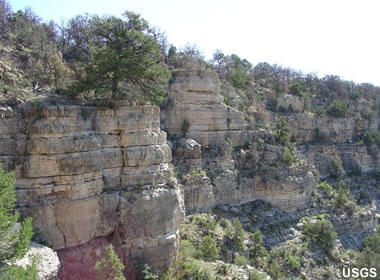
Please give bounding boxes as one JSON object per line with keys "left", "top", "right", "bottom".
{"left": 343, "top": 268, "right": 377, "bottom": 278}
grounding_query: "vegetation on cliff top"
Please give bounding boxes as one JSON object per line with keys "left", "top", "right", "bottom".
{"left": 1, "top": 0, "right": 380, "bottom": 112}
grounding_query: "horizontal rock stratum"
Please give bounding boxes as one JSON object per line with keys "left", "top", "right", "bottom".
{"left": 161, "top": 69, "right": 247, "bottom": 146}
{"left": 0, "top": 103, "right": 185, "bottom": 279}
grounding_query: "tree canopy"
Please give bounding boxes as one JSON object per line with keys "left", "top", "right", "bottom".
{"left": 72, "top": 11, "right": 170, "bottom": 104}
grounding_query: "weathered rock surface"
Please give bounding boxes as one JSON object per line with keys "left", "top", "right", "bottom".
{"left": 14, "top": 241, "right": 60, "bottom": 280}
{"left": 298, "top": 143, "right": 380, "bottom": 177}
{"left": 0, "top": 104, "right": 185, "bottom": 276}
{"left": 288, "top": 112, "right": 378, "bottom": 144}
{"left": 330, "top": 205, "right": 377, "bottom": 248}
{"left": 176, "top": 138, "right": 316, "bottom": 212}
{"left": 161, "top": 69, "right": 247, "bottom": 146}
{"left": 278, "top": 94, "right": 304, "bottom": 112}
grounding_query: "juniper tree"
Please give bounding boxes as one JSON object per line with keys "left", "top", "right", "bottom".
{"left": 73, "top": 11, "right": 170, "bottom": 104}
{"left": 94, "top": 244, "right": 125, "bottom": 280}
{"left": 0, "top": 165, "right": 34, "bottom": 279}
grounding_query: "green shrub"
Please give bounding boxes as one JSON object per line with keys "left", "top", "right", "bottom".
{"left": 182, "top": 120, "right": 190, "bottom": 136}
{"left": 141, "top": 264, "right": 159, "bottom": 280}
{"left": 315, "top": 106, "right": 326, "bottom": 118}
{"left": 303, "top": 94, "right": 311, "bottom": 111}
{"left": 183, "top": 168, "right": 207, "bottom": 184}
{"left": 182, "top": 260, "right": 213, "bottom": 280}
{"left": 289, "top": 79, "right": 305, "bottom": 97}
{"left": 0, "top": 264, "right": 38, "bottom": 280}
{"left": 317, "top": 182, "right": 334, "bottom": 195}
{"left": 268, "top": 261, "right": 285, "bottom": 280}
{"left": 219, "top": 218, "right": 229, "bottom": 228}
{"left": 216, "top": 263, "right": 230, "bottom": 276}
{"left": 190, "top": 213, "right": 215, "bottom": 233}
{"left": 281, "top": 147, "right": 294, "bottom": 165}
{"left": 234, "top": 254, "right": 247, "bottom": 266}
{"left": 302, "top": 220, "right": 337, "bottom": 249}
{"left": 248, "top": 269, "right": 266, "bottom": 280}
{"left": 256, "top": 138, "right": 265, "bottom": 150}
{"left": 329, "top": 157, "right": 344, "bottom": 178}
{"left": 357, "top": 226, "right": 380, "bottom": 276}
{"left": 199, "top": 235, "right": 218, "bottom": 262}
{"left": 285, "top": 251, "right": 300, "bottom": 272}
{"left": 94, "top": 245, "right": 125, "bottom": 280}
{"left": 226, "top": 136, "right": 235, "bottom": 153}
{"left": 231, "top": 219, "right": 246, "bottom": 251}
{"left": 333, "top": 186, "right": 348, "bottom": 210}
{"left": 249, "top": 231, "right": 269, "bottom": 268}
{"left": 223, "top": 96, "right": 229, "bottom": 106}
{"left": 181, "top": 240, "right": 197, "bottom": 259}
{"left": 0, "top": 166, "right": 34, "bottom": 279}
{"left": 274, "top": 119, "right": 291, "bottom": 146}
{"left": 362, "top": 129, "right": 380, "bottom": 147}
{"left": 327, "top": 100, "right": 348, "bottom": 118}
{"left": 361, "top": 109, "right": 375, "bottom": 120}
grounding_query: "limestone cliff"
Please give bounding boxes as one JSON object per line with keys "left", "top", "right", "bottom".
{"left": 174, "top": 137, "right": 315, "bottom": 212}
{"left": 0, "top": 103, "right": 184, "bottom": 278}
{"left": 161, "top": 69, "right": 247, "bottom": 146}
{"left": 162, "top": 70, "right": 316, "bottom": 213}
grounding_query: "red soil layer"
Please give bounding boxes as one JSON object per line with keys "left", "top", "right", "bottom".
{"left": 58, "top": 237, "right": 137, "bottom": 280}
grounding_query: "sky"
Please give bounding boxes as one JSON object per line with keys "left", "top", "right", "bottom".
{"left": 9, "top": 0, "right": 380, "bottom": 86}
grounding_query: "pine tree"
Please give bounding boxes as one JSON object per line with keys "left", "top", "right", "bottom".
{"left": 199, "top": 235, "right": 218, "bottom": 262}
{"left": 0, "top": 165, "right": 34, "bottom": 279}
{"left": 73, "top": 11, "right": 170, "bottom": 104}
{"left": 94, "top": 244, "right": 125, "bottom": 280}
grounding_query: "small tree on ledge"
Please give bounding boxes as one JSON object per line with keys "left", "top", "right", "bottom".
{"left": 94, "top": 244, "right": 125, "bottom": 280}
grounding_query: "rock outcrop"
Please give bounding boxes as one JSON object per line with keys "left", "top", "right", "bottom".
{"left": 330, "top": 205, "right": 377, "bottom": 248}
{"left": 286, "top": 108, "right": 379, "bottom": 144}
{"left": 278, "top": 94, "right": 304, "bottom": 112}
{"left": 14, "top": 241, "right": 60, "bottom": 280}
{"left": 298, "top": 143, "right": 380, "bottom": 177}
{"left": 161, "top": 69, "right": 247, "bottom": 146}
{"left": 174, "top": 137, "right": 316, "bottom": 212}
{"left": 0, "top": 103, "right": 184, "bottom": 278}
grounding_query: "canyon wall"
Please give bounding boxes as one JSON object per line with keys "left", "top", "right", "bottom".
{"left": 162, "top": 70, "right": 316, "bottom": 212}
{"left": 0, "top": 103, "right": 184, "bottom": 279}
{"left": 175, "top": 138, "right": 316, "bottom": 212}
{"left": 161, "top": 69, "right": 247, "bottom": 146}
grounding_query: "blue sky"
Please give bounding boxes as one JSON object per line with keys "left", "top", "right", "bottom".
{"left": 10, "top": 0, "right": 380, "bottom": 86}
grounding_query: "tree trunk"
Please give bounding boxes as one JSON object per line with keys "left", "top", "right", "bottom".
{"left": 112, "top": 77, "right": 118, "bottom": 96}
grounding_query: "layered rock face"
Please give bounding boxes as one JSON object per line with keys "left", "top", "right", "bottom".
{"left": 0, "top": 104, "right": 184, "bottom": 277}
{"left": 161, "top": 70, "right": 247, "bottom": 146}
{"left": 285, "top": 111, "right": 379, "bottom": 176}
{"left": 278, "top": 94, "right": 304, "bottom": 112}
{"left": 174, "top": 138, "right": 316, "bottom": 212}
{"left": 298, "top": 143, "right": 380, "bottom": 177}
{"left": 288, "top": 110, "right": 378, "bottom": 143}
{"left": 330, "top": 204, "right": 377, "bottom": 248}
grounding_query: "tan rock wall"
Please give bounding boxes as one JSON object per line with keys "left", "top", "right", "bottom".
{"left": 161, "top": 69, "right": 247, "bottom": 146}
{"left": 298, "top": 143, "right": 379, "bottom": 177}
{"left": 0, "top": 104, "right": 184, "bottom": 273}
